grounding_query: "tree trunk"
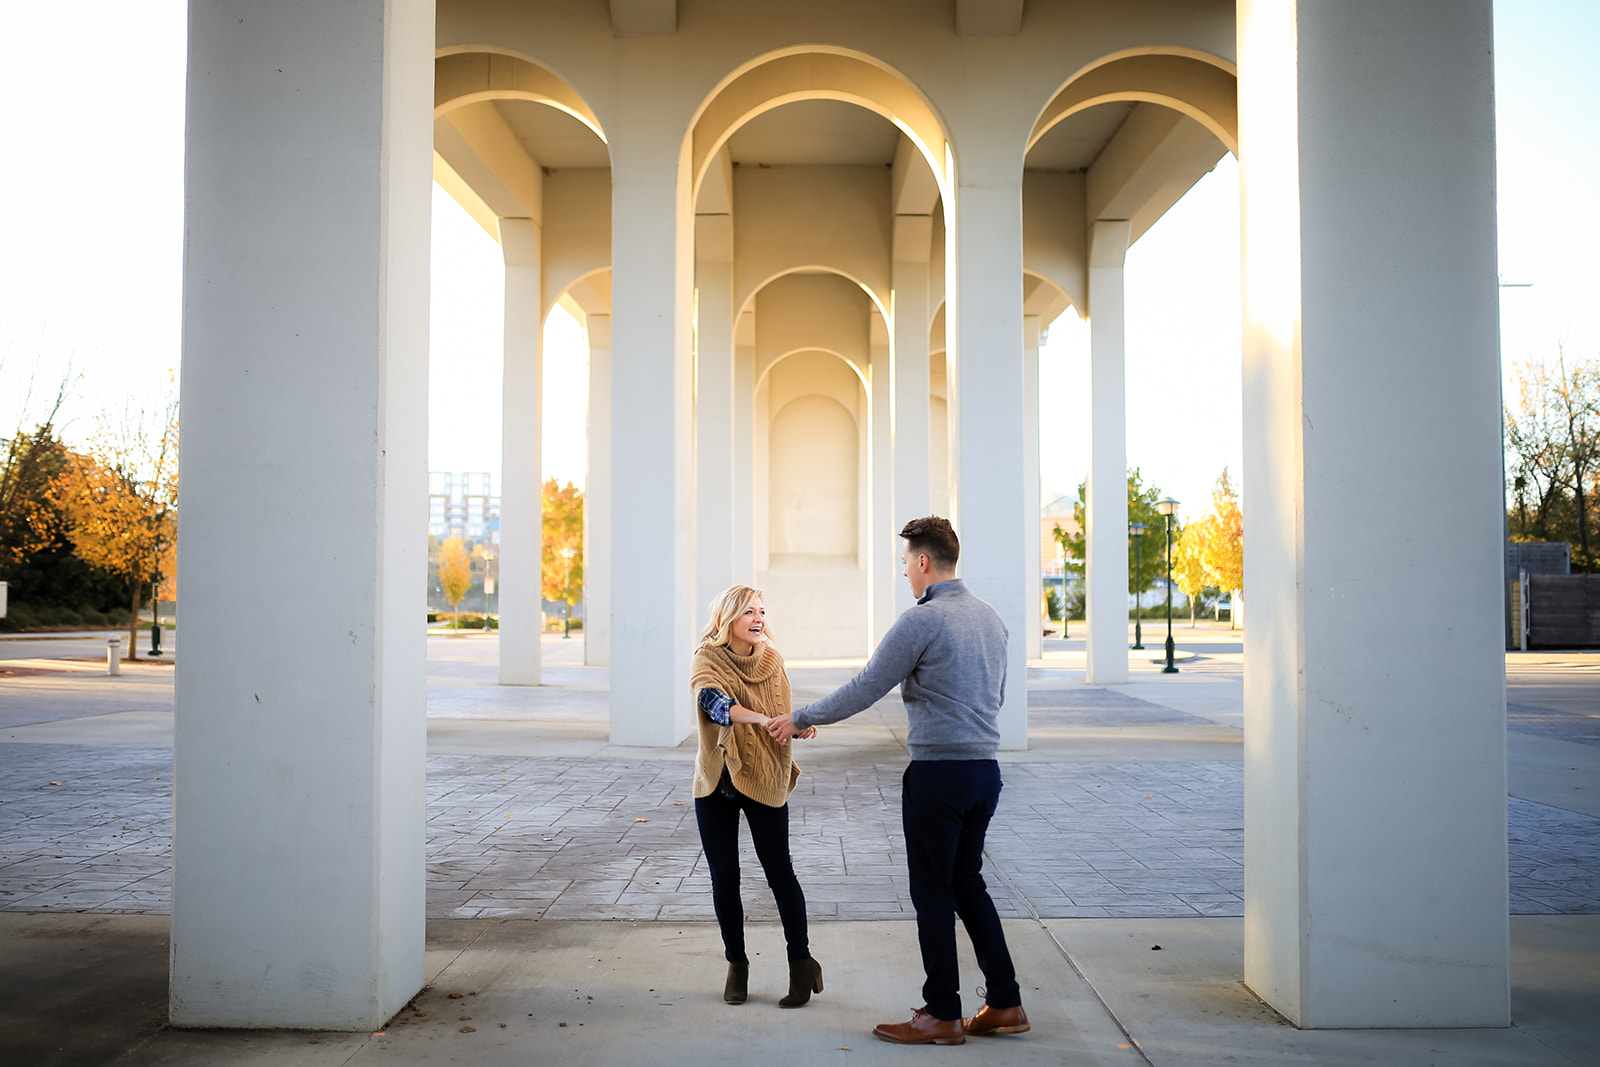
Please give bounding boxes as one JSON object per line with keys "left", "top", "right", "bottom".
{"left": 127, "top": 579, "right": 141, "bottom": 661}
{"left": 1574, "top": 455, "right": 1590, "bottom": 557}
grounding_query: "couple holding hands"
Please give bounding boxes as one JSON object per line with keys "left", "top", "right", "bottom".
{"left": 688, "top": 516, "right": 1029, "bottom": 1046}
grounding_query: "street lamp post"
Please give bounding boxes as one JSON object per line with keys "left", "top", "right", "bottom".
{"left": 1129, "top": 522, "right": 1148, "bottom": 649}
{"left": 560, "top": 547, "right": 576, "bottom": 638}
{"left": 481, "top": 550, "right": 496, "bottom": 625}
{"left": 1157, "top": 498, "right": 1179, "bottom": 674}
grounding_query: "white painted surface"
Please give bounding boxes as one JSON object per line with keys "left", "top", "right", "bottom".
{"left": 1238, "top": 0, "right": 1508, "bottom": 1027}
{"left": 1023, "top": 314, "right": 1043, "bottom": 659}
{"left": 947, "top": 164, "right": 1030, "bottom": 751}
{"left": 607, "top": 127, "right": 693, "bottom": 748}
{"left": 583, "top": 314, "right": 612, "bottom": 665}
{"left": 498, "top": 219, "right": 543, "bottom": 686}
{"left": 1086, "top": 220, "right": 1132, "bottom": 685}
{"left": 172, "top": 0, "right": 430, "bottom": 1027}
{"left": 892, "top": 220, "right": 933, "bottom": 616}
{"left": 694, "top": 221, "right": 736, "bottom": 628}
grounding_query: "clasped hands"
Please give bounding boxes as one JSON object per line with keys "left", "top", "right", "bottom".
{"left": 765, "top": 714, "right": 816, "bottom": 743}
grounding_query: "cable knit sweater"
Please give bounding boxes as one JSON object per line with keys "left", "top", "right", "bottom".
{"left": 689, "top": 641, "right": 801, "bottom": 808}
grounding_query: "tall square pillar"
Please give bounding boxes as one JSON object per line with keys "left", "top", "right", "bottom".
{"left": 584, "top": 314, "right": 612, "bottom": 666}
{"left": 172, "top": 0, "right": 432, "bottom": 1027}
{"left": 948, "top": 173, "right": 1029, "bottom": 751}
{"left": 1085, "top": 220, "right": 1132, "bottom": 685}
{"left": 694, "top": 215, "right": 736, "bottom": 625}
{"left": 608, "top": 133, "right": 694, "bottom": 746}
{"left": 892, "top": 216, "right": 934, "bottom": 615}
{"left": 1238, "top": 0, "right": 1508, "bottom": 1026}
{"left": 498, "top": 218, "right": 543, "bottom": 685}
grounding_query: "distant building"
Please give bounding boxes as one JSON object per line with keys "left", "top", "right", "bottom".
{"left": 428, "top": 471, "right": 500, "bottom": 544}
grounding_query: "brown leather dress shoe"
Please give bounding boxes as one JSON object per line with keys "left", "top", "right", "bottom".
{"left": 873, "top": 1007, "right": 966, "bottom": 1045}
{"left": 963, "top": 1003, "right": 1030, "bottom": 1035}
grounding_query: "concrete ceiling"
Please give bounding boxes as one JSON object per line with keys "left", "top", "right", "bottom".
{"left": 1025, "top": 101, "right": 1136, "bottom": 172}
{"left": 727, "top": 100, "right": 901, "bottom": 166}
{"left": 494, "top": 99, "right": 610, "bottom": 169}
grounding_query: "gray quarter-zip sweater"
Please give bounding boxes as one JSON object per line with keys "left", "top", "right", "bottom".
{"left": 792, "top": 579, "right": 1007, "bottom": 760}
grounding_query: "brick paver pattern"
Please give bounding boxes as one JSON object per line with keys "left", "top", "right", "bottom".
{"left": 4, "top": 742, "right": 1598, "bottom": 920}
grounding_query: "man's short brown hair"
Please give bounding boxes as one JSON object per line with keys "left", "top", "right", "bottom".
{"left": 900, "top": 515, "right": 959, "bottom": 571}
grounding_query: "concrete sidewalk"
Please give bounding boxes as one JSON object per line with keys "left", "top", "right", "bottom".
{"left": 2, "top": 629, "right": 1598, "bottom": 1064}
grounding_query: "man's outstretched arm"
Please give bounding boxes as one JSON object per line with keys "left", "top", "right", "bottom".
{"left": 767, "top": 612, "right": 935, "bottom": 741}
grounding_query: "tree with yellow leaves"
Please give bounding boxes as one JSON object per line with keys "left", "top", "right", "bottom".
{"left": 51, "top": 400, "right": 179, "bottom": 658}
{"left": 1202, "top": 468, "right": 1243, "bottom": 628}
{"left": 437, "top": 535, "right": 472, "bottom": 631}
{"left": 542, "top": 478, "right": 584, "bottom": 624}
{"left": 1171, "top": 520, "right": 1209, "bottom": 626}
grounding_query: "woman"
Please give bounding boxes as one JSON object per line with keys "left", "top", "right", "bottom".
{"left": 690, "top": 584, "right": 823, "bottom": 1007}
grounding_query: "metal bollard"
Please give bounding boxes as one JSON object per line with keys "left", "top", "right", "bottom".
{"left": 107, "top": 636, "right": 122, "bottom": 676}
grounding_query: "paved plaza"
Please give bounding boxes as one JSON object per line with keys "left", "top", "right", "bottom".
{"left": 3, "top": 627, "right": 1599, "bottom": 1064}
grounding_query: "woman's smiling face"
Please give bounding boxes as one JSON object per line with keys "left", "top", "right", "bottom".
{"left": 729, "top": 595, "right": 766, "bottom": 653}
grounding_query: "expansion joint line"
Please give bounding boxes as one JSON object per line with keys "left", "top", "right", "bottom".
{"left": 984, "top": 847, "right": 1155, "bottom": 1066}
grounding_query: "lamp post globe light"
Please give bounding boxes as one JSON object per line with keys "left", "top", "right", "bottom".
{"left": 560, "top": 547, "right": 576, "bottom": 638}
{"left": 1128, "top": 522, "right": 1148, "bottom": 649}
{"left": 1157, "top": 498, "right": 1179, "bottom": 674}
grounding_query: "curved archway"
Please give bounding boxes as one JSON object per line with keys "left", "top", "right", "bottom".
{"left": 435, "top": 49, "right": 607, "bottom": 140}
{"left": 1029, "top": 49, "right": 1238, "bottom": 156}
{"left": 739, "top": 266, "right": 889, "bottom": 347}
{"left": 755, "top": 348, "right": 870, "bottom": 658}
{"left": 688, "top": 46, "right": 949, "bottom": 204}
{"left": 757, "top": 344, "right": 868, "bottom": 394}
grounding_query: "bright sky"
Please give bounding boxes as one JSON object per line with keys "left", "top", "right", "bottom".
{"left": 3, "top": 1, "right": 1597, "bottom": 529}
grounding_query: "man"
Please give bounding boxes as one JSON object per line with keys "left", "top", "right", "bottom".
{"left": 766, "top": 516, "right": 1028, "bottom": 1046}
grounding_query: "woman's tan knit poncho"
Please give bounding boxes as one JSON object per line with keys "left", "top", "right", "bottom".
{"left": 690, "top": 641, "right": 800, "bottom": 808}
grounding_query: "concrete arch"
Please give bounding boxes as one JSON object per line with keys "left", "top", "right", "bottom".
{"left": 1022, "top": 270, "right": 1076, "bottom": 326}
{"left": 757, "top": 345, "right": 869, "bottom": 395}
{"left": 434, "top": 49, "right": 607, "bottom": 142}
{"left": 549, "top": 267, "right": 613, "bottom": 326}
{"left": 1029, "top": 49, "right": 1238, "bottom": 156}
{"left": 738, "top": 266, "right": 889, "bottom": 334}
{"left": 688, "top": 46, "right": 950, "bottom": 204}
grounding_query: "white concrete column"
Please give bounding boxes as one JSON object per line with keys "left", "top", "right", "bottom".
{"left": 947, "top": 175, "right": 1028, "bottom": 751}
{"left": 498, "top": 219, "right": 543, "bottom": 686}
{"left": 609, "top": 138, "right": 694, "bottom": 747}
{"left": 1023, "top": 315, "right": 1043, "bottom": 659}
{"left": 732, "top": 323, "right": 756, "bottom": 585}
{"left": 584, "top": 314, "right": 612, "bottom": 666}
{"left": 172, "top": 0, "right": 431, "bottom": 1028}
{"left": 1085, "top": 220, "right": 1131, "bottom": 685}
{"left": 694, "top": 216, "right": 735, "bottom": 626}
{"left": 892, "top": 216, "right": 933, "bottom": 615}
{"left": 869, "top": 327, "right": 895, "bottom": 645}
{"left": 1238, "top": 0, "right": 1508, "bottom": 1027}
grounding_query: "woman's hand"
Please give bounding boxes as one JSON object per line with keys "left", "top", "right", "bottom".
{"left": 796, "top": 726, "right": 818, "bottom": 740}
{"left": 765, "top": 714, "right": 796, "bottom": 742}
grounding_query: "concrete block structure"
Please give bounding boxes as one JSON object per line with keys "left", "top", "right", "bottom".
{"left": 175, "top": 0, "right": 1508, "bottom": 1032}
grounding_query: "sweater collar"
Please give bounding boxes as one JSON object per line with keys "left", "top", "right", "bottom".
{"left": 704, "top": 640, "right": 782, "bottom": 684}
{"left": 917, "top": 578, "right": 966, "bottom": 605}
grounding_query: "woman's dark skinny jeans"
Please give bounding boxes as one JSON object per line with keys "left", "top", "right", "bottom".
{"left": 695, "top": 785, "right": 810, "bottom": 964}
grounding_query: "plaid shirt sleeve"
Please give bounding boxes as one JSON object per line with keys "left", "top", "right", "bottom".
{"left": 697, "top": 687, "right": 734, "bottom": 726}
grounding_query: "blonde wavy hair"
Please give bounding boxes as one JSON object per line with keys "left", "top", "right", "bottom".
{"left": 697, "top": 584, "right": 774, "bottom": 651}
